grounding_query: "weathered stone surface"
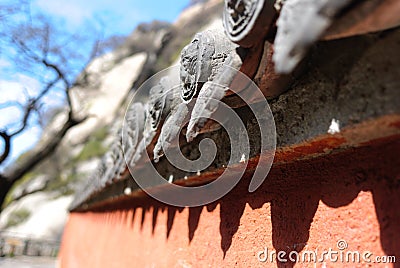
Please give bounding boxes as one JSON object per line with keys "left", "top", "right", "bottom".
{"left": 143, "top": 77, "right": 180, "bottom": 147}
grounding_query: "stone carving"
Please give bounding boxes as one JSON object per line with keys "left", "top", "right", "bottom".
{"left": 153, "top": 29, "right": 243, "bottom": 160}
{"left": 180, "top": 30, "right": 235, "bottom": 103}
{"left": 153, "top": 102, "right": 189, "bottom": 162}
{"left": 94, "top": 159, "right": 107, "bottom": 189}
{"left": 143, "top": 77, "right": 179, "bottom": 146}
{"left": 101, "top": 135, "right": 125, "bottom": 186}
{"left": 69, "top": 158, "right": 107, "bottom": 209}
{"left": 129, "top": 76, "right": 181, "bottom": 167}
{"left": 97, "top": 103, "right": 146, "bottom": 187}
{"left": 186, "top": 50, "right": 244, "bottom": 142}
{"left": 223, "top": 0, "right": 276, "bottom": 47}
{"left": 129, "top": 137, "right": 146, "bottom": 168}
{"left": 180, "top": 34, "right": 210, "bottom": 103}
{"left": 124, "top": 102, "right": 145, "bottom": 161}
{"left": 273, "top": 0, "right": 354, "bottom": 73}
{"left": 73, "top": 28, "right": 248, "bottom": 207}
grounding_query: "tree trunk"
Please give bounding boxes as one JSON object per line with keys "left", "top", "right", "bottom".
{"left": 0, "top": 117, "right": 85, "bottom": 213}
{"left": 0, "top": 178, "right": 14, "bottom": 213}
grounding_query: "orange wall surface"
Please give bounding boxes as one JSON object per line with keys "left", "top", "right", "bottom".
{"left": 60, "top": 136, "right": 399, "bottom": 267}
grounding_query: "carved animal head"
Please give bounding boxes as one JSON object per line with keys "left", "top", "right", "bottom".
{"left": 180, "top": 30, "right": 237, "bottom": 103}
{"left": 148, "top": 77, "right": 173, "bottom": 129}
{"left": 143, "top": 76, "right": 175, "bottom": 145}
{"left": 180, "top": 31, "right": 215, "bottom": 103}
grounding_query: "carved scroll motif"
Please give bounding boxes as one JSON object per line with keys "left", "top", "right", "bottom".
{"left": 182, "top": 30, "right": 245, "bottom": 142}
{"left": 223, "top": 0, "right": 276, "bottom": 47}
{"left": 273, "top": 0, "right": 354, "bottom": 73}
{"left": 150, "top": 83, "right": 184, "bottom": 162}
{"left": 180, "top": 32, "right": 216, "bottom": 103}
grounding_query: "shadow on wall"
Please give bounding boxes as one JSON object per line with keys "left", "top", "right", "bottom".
{"left": 91, "top": 134, "right": 399, "bottom": 268}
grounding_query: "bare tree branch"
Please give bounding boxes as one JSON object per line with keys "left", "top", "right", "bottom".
{"left": 3, "top": 115, "right": 86, "bottom": 182}
{"left": 0, "top": 101, "right": 24, "bottom": 110}
{"left": 0, "top": 6, "right": 103, "bottom": 210}
{"left": 0, "top": 132, "right": 11, "bottom": 165}
{"left": 0, "top": 114, "right": 87, "bottom": 212}
{"left": 10, "top": 180, "right": 50, "bottom": 204}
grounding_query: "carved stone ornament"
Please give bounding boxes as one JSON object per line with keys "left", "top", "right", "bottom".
{"left": 73, "top": 29, "right": 248, "bottom": 205}
{"left": 143, "top": 76, "right": 179, "bottom": 146}
{"left": 273, "top": 0, "right": 354, "bottom": 73}
{"left": 124, "top": 102, "right": 145, "bottom": 161}
{"left": 223, "top": 0, "right": 276, "bottom": 47}
{"left": 180, "top": 30, "right": 238, "bottom": 103}
{"left": 92, "top": 102, "right": 146, "bottom": 188}
{"left": 153, "top": 29, "right": 243, "bottom": 160}
{"left": 153, "top": 103, "right": 189, "bottom": 162}
{"left": 69, "top": 156, "right": 107, "bottom": 209}
{"left": 180, "top": 32, "right": 215, "bottom": 103}
{"left": 101, "top": 136, "right": 125, "bottom": 186}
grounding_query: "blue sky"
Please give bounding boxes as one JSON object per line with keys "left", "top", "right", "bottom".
{"left": 32, "top": 0, "right": 190, "bottom": 36}
{"left": 0, "top": 0, "right": 190, "bottom": 168}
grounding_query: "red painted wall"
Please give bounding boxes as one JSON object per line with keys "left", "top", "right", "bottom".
{"left": 60, "top": 134, "right": 399, "bottom": 267}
